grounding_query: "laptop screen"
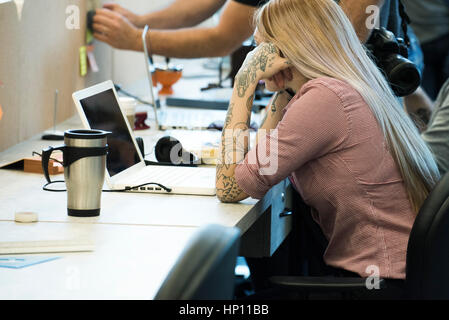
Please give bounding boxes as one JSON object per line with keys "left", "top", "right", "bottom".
{"left": 79, "top": 89, "right": 140, "bottom": 177}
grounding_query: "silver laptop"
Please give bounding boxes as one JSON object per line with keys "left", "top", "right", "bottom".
{"left": 72, "top": 80, "right": 216, "bottom": 196}
{"left": 141, "top": 25, "right": 226, "bottom": 130}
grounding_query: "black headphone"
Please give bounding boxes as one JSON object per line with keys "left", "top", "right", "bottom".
{"left": 136, "top": 136, "right": 199, "bottom": 166}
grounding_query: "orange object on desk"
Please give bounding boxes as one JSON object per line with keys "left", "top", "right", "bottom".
{"left": 154, "top": 69, "right": 182, "bottom": 95}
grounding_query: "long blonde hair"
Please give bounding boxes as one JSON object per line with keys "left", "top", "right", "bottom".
{"left": 255, "top": 0, "right": 440, "bottom": 213}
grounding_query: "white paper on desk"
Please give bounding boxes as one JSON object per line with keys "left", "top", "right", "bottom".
{"left": 0, "top": 256, "right": 60, "bottom": 269}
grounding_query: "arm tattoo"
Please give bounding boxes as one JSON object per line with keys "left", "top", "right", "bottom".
{"left": 220, "top": 124, "right": 249, "bottom": 169}
{"left": 216, "top": 119, "right": 250, "bottom": 202}
{"left": 224, "top": 103, "right": 235, "bottom": 128}
{"left": 416, "top": 108, "right": 431, "bottom": 125}
{"left": 270, "top": 91, "right": 283, "bottom": 113}
{"left": 216, "top": 173, "right": 245, "bottom": 203}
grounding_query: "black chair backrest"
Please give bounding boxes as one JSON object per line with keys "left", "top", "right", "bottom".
{"left": 154, "top": 224, "right": 241, "bottom": 300}
{"left": 406, "top": 172, "right": 449, "bottom": 299}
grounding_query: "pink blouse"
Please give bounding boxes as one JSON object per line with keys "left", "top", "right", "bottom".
{"left": 235, "top": 77, "right": 415, "bottom": 279}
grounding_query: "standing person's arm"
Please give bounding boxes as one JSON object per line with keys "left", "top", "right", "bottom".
{"left": 102, "top": 0, "right": 227, "bottom": 29}
{"left": 93, "top": 1, "right": 256, "bottom": 58}
{"left": 404, "top": 87, "right": 434, "bottom": 130}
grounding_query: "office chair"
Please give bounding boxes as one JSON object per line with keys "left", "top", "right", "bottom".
{"left": 269, "top": 172, "right": 449, "bottom": 300}
{"left": 154, "top": 224, "right": 241, "bottom": 300}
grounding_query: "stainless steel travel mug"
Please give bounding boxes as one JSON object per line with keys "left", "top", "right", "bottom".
{"left": 42, "top": 129, "right": 109, "bottom": 217}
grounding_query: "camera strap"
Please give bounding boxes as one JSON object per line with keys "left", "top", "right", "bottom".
{"left": 397, "top": 0, "right": 411, "bottom": 46}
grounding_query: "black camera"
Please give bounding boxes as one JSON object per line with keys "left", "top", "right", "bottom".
{"left": 366, "top": 27, "right": 421, "bottom": 97}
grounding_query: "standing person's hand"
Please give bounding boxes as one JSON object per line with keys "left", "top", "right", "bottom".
{"left": 93, "top": 8, "right": 141, "bottom": 51}
{"left": 102, "top": 3, "right": 141, "bottom": 26}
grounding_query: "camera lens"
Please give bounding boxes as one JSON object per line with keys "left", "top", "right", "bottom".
{"left": 383, "top": 54, "right": 421, "bottom": 97}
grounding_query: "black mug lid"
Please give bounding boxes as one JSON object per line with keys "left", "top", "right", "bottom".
{"left": 64, "top": 129, "right": 110, "bottom": 140}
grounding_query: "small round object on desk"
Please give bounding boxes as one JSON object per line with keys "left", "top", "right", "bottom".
{"left": 15, "top": 211, "right": 39, "bottom": 223}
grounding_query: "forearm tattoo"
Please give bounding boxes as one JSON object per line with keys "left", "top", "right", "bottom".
{"left": 416, "top": 108, "right": 431, "bottom": 125}
{"left": 216, "top": 127, "right": 249, "bottom": 202}
{"left": 216, "top": 170, "right": 245, "bottom": 203}
{"left": 216, "top": 97, "right": 251, "bottom": 202}
{"left": 271, "top": 91, "right": 283, "bottom": 113}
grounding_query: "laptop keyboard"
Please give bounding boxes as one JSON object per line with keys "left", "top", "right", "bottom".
{"left": 158, "top": 109, "right": 226, "bottom": 130}
{"left": 126, "top": 165, "right": 214, "bottom": 188}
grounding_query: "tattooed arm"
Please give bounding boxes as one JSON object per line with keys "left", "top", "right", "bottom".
{"left": 216, "top": 42, "right": 290, "bottom": 203}
{"left": 257, "top": 90, "right": 292, "bottom": 139}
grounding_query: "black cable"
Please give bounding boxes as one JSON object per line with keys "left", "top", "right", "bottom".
{"left": 114, "top": 84, "right": 154, "bottom": 107}
{"left": 32, "top": 151, "right": 63, "bottom": 165}
{"left": 43, "top": 180, "right": 66, "bottom": 192}
{"left": 36, "top": 151, "right": 172, "bottom": 193}
{"left": 42, "top": 181, "right": 172, "bottom": 193}
{"left": 103, "top": 182, "right": 172, "bottom": 193}
{"left": 398, "top": 0, "right": 411, "bottom": 46}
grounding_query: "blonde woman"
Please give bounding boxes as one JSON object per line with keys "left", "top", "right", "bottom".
{"left": 216, "top": 0, "right": 440, "bottom": 284}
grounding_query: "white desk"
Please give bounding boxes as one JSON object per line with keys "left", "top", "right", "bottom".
{"left": 0, "top": 221, "right": 197, "bottom": 299}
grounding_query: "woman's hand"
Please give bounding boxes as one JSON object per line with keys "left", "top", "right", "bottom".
{"left": 235, "top": 42, "right": 291, "bottom": 98}
{"left": 265, "top": 68, "right": 293, "bottom": 92}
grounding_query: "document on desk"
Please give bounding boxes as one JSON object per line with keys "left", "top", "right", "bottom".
{"left": 0, "top": 256, "right": 60, "bottom": 269}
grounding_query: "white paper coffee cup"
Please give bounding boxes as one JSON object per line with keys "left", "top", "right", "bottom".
{"left": 119, "top": 97, "right": 137, "bottom": 129}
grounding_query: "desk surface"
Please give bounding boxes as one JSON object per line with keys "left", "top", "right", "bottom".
{"left": 0, "top": 221, "right": 197, "bottom": 299}
{"left": 0, "top": 166, "right": 261, "bottom": 231}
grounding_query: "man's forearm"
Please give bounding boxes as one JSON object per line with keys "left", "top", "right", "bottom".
{"left": 404, "top": 87, "right": 434, "bottom": 130}
{"left": 142, "top": 27, "right": 243, "bottom": 58}
{"left": 136, "top": 0, "right": 226, "bottom": 29}
{"left": 339, "top": 0, "right": 385, "bottom": 42}
{"left": 135, "top": 1, "right": 255, "bottom": 58}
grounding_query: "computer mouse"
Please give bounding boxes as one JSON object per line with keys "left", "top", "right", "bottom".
{"left": 155, "top": 136, "right": 199, "bottom": 165}
{"left": 41, "top": 132, "right": 64, "bottom": 141}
